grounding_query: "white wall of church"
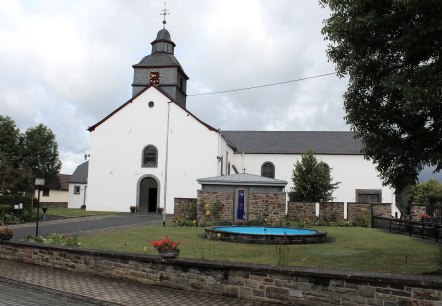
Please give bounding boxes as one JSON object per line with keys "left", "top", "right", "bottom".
{"left": 230, "top": 153, "right": 398, "bottom": 216}
{"left": 86, "top": 87, "right": 220, "bottom": 213}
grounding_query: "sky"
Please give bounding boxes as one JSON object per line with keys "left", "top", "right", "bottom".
{"left": 1, "top": 0, "right": 437, "bottom": 181}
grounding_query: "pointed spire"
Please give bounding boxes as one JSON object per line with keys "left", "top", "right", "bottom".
{"left": 160, "top": 2, "right": 169, "bottom": 29}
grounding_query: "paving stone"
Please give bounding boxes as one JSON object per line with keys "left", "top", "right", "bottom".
{"left": 0, "top": 259, "right": 278, "bottom": 305}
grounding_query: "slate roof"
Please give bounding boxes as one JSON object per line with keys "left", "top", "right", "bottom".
{"left": 46, "top": 174, "right": 71, "bottom": 191}
{"left": 70, "top": 161, "right": 88, "bottom": 184}
{"left": 221, "top": 131, "right": 363, "bottom": 155}
{"left": 197, "top": 173, "right": 287, "bottom": 187}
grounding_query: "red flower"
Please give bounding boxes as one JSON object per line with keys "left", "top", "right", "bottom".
{"left": 150, "top": 236, "right": 180, "bottom": 251}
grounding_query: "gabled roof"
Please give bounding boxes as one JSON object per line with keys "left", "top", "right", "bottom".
{"left": 221, "top": 131, "right": 363, "bottom": 155}
{"left": 88, "top": 85, "right": 216, "bottom": 132}
{"left": 197, "top": 173, "right": 287, "bottom": 187}
{"left": 70, "top": 161, "right": 88, "bottom": 184}
{"left": 46, "top": 174, "right": 71, "bottom": 191}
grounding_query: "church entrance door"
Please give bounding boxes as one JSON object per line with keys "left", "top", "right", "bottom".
{"left": 139, "top": 177, "right": 158, "bottom": 213}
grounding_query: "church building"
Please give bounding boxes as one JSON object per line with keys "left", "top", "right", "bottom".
{"left": 70, "top": 23, "right": 397, "bottom": 216}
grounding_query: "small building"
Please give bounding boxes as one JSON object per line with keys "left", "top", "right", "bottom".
{"left": 35, "top": 174, "right": 71, "bottom": 208}
{"left": 68, "top": 161, "right": 88, "bottom": 209}
{"left": 197, "top": 173, "right": 287, "bottom": 223}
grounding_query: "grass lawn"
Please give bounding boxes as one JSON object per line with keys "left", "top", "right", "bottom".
{"left": 78, "top": 225, "right": 441, "bottom": 275}
{"left": 45, "top": 208, "right": 124, "bottom": 218}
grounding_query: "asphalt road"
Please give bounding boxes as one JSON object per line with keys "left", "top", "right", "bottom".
{"left": 9, "top": 213, "right": 167, "bottom": 240}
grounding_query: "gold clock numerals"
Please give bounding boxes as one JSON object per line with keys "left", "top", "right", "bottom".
{"left": 149, "top": 70, "right": 161, "bottom": 86}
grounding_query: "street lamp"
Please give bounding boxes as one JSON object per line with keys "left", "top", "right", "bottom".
{"left": 35, "top": 178, "right": 45, "bottom": 237}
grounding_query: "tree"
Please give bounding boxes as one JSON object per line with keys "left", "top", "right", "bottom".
{"left": 289, "top": 151, "right": 340, "bottom": 202}
{"left": 0, "top": 116, "right": 23, "bottom": 193}
{"left": 21, "top": 124, "right": 62, "bottom": 183}
{"left": 320, "top": 0, "right": 442, "bottom": 191}
{"left": 399, "top": 179, "right": 442, "bottom": 215}
{"left": 0, "top": 117, "right": 61, "bottom": 193}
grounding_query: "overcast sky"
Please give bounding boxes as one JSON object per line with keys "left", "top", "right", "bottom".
{"left": 0, "top": 0, "right": 352, "bottom": 174}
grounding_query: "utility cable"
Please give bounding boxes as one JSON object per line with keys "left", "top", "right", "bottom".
{"left": 188, "top": 72, "right": 336, "bottom": 96}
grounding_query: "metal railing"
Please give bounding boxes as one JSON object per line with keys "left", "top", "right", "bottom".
{"left": 372, "top": 216, "right": 442, "bottom": 242}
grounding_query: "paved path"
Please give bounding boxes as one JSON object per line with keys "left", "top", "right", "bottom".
{"left": 0, "top": 259, "right": 277, "bottom": 305}
{"left": 9, "top": 214, "right": 168, "bottom": 240}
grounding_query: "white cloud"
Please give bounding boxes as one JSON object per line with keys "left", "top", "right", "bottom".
{"left": 0, "top": 0, "right": 349, "bottom": 174}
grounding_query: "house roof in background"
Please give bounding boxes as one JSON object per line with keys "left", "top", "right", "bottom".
{"left": 46, "top": 174, "right": 71, "bottom": 191}
{"left": 221, "top": 131, "right": 363, "bottom": 155}
{"left": 70, "top": 161, "right": 89, "bottom": 184}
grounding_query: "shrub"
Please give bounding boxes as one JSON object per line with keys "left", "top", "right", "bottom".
{"left": 0, "top": 204, "right": 12, "bottom": 214}
{"left": 352, "top": 211, "right": 370, "bottom": 227}
{"left": 26, "top": 233, "right": 80, "bottom": 247}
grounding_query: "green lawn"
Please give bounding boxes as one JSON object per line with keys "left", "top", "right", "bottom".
{"left": 45, "top": 208, "right": 124, "bottom": 218}
{"left": 78, "top": 225, "right": 441, "bottom": 275}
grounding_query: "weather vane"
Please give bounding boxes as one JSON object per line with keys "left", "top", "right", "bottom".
{"left": 161, "top": 2, "right": 169, "bottom": 29}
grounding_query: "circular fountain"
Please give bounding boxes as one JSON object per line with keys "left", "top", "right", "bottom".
{"left": 205, "top": 226, "right": 327, "bottom": 244}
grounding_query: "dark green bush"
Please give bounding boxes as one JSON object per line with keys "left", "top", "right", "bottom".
{"left": 352, "top": 211, "right": 370, "bottom": 227}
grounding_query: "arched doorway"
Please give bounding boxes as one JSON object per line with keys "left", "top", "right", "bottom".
{"left": 139, "top": 177, "right": 158, "bottom": 213}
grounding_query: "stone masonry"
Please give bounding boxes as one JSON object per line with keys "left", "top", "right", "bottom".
{"left": 411, "top": 204, "right": 427, "bottom": 221}
{"left": 197, "top": 190, "right": 234, "bottom": 221}
{"left": 319, "top": 202, "right": 344, "bottom": 222}
{"left": 1, "top": 241, "right": 441, "bottom": 305}
{"left": 248, "top": 192, "right": 286, "bottom": 223}
{"left": 286, "top": 202, "right": 316, "bottom": 221}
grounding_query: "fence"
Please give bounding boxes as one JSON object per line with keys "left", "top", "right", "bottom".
{"left": 372, "top": 216, "right": 442, "bottom": 242}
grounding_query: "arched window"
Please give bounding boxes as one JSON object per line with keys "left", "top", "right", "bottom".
{"left": 261, "top": 162, "right": 275, "bottom": 178}
{"left": 142, "top": 145, "right": 158, "bottom": 167}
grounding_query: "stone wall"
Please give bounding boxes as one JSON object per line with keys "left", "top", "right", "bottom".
{"left": 38, "top": 202, "right": 68, "bottom": 208}
{"left": 371, "top": 203, "right": 392, "bottom": 218}
{"left": 319, "top": 202, "right": 344, "bottom": 222}
{"left": 173, "top": 198, "right": 197, "bottom": 219}
{"left": 197, "top": 190, "right": 234, "bottom": 221}
{"left": 410, "top": 204, "right": 427, "bottom": 221}
{"left": 347, "top": 203, "right": 392, "bottom": 224}
{"left": 1, "top": 241, "right": 441, "bottom": 305}
{"left": 248, "top": 192, "right": 286, "bottom": 223}
{"left": 286, "top": 202, "right": 316, "bottom": 221}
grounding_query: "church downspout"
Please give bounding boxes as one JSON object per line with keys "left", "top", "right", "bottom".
{"left": 163, "top": 101, "right": 172, "bottom": 226}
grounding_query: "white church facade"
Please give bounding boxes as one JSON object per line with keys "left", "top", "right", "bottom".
{"left": 70, "top": 25, "right": 397, "bottom": 216}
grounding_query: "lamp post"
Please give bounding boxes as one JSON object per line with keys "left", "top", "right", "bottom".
{"left": 35, "top": 178, "right": 45, "bottom": 237}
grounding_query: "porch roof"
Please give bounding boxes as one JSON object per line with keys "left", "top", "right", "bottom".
{"left": 197, "top": 173, "right": 287, "bottom": 187}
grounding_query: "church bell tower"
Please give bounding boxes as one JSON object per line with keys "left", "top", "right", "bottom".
{"left": 132, "top": 8, "right": 189, "bottom": 108}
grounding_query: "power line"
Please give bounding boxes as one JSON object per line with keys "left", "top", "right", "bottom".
{"left": 60, "top": 148, "right": 89, "bottom": 159}
{"left": 187, "top": 72, "right": 336, "bottom": 96}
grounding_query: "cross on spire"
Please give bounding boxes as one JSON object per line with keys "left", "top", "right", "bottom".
{"left": 160, "top": 2, "right": 169, "bottom": 29}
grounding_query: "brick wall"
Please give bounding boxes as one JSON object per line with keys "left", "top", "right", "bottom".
{"left": 1, "top": 242, "right": 441, "bottom": 305}
{"left": 286, "top": 202, "right": 316, "bottom": 221}
{"left": 410, "top": 204, "right": 427, "bottom": 221}
{"left": 248, "top": 192, "right": 286, "bottom": 223}
{"left": 319, "top": 202, "right": 344, "bottom": 222}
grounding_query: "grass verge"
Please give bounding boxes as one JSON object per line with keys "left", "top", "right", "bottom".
{"left": 78, "top": 225, "right": 440, "bottom": 275}
{"left": 46, "top": 208, "right": 124, "bottom": 218}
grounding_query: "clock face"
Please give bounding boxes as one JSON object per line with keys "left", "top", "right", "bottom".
{"left": 149, "top": 70, "right": 161, "bottom": 86}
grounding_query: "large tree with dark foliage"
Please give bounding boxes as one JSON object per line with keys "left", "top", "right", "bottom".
{"left": 320, "top": 0, "right": 442, "bottom": 191}
{"left": 0, "top": 116, "right": 61, "bottom": 193}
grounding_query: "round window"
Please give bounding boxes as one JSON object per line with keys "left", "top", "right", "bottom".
{"left": 148, "top": 101, "right": 154, "bottom": 108}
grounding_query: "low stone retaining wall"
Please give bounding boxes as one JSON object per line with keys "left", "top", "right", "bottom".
{"left": 0, "top": 241, "right": 441, "bottom": 305}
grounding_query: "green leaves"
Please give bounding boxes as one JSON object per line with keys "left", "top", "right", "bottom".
{"left": 320, "top": 0, "right": 442, "bottom": 190}
{"left": 289, "top": 151, "right": 340, "bottom": 202}
{"left": 0, "top": 116, "right": 61, "bottom": 193}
